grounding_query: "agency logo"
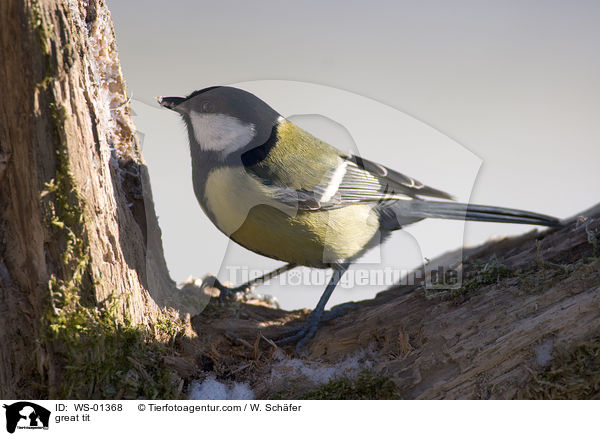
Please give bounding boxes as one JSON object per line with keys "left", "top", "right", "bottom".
{"left": 2, "top": 402, "right": 50, "bottom": 434}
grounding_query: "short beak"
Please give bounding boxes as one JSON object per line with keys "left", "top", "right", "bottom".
{"left": 157, "top": 96, "right": 185, "bottom": 110}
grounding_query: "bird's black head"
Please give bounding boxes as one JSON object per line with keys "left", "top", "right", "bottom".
{"left": 158, "top": 86, "right": 280, "bottom": 153}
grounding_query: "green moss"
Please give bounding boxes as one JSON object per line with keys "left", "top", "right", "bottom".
{"left": 520, "top": 338, "right": 600, "bottom": 399}
{"left": 457, "top": 258, "right": 514, "bottom": 296}
{"left": 585, "top": 221, "right": 599, "bottom": 260}
{"left": 426, "top": 257, "right": 515, "bottom": 301}
{"left": 296, "top": 371, "right": 400, "bottom": 400}
{"left": 154, "top": 312, "right": 185, "bottom": 345}
{"left": 46, "top": 289, "right": 183, "bottom": 399}
{"left": 517, "top": 239, "right": 593, "bottom": 295}
{"left": 518, "top": 263, "right": 572, "bottom": 295}
{"left": 518, "top": 238, "right": 600, "bottom": 294}
{"left": 426, "top": 248, "right": 595, "bottom": 301}
{"left": 42, "top": 101, "right": 184, "bottom": 399}
{"left": 46, "top": 103, "right": 89, "bottom": 284}
{"left": 29, "top": 0, "right": 51, "bottom": 56}
{"left": 30, "top": 0, "right": 56, "bottom": 95}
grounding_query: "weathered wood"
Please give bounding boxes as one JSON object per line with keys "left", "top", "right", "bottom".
{"left": 0, "top": 0, "right": 179, "bottom": 398}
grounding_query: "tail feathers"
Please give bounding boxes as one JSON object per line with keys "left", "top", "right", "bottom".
{"left": 382, "top": 200, "right": 563, "bottom": 229}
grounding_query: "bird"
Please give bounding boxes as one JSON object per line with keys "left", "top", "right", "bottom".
{"left": 157, "top": 86, "right": 562, "bottom": 350}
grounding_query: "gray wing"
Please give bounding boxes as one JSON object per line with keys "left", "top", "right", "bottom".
{"left": 335, "top": 155, "right": 454, "bottom": 205}
{"left": 268, "top": 154, "right": 454, "bottom": 211}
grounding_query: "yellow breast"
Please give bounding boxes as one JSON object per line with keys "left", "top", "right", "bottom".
{"left": 203, "top": 167, "right": 380, "bottom": 267}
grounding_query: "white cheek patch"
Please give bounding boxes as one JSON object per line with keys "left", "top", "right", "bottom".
{"left": 190, "top": 112, "right": 256, "bottom": 153}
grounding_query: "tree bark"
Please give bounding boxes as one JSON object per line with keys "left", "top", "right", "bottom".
{"left": 0, "top": 0, "right": 182, "bottom": 398}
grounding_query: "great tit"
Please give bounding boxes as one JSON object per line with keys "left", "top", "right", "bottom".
{"left": 158, "top": 86, "right": 561, "bottom": 349}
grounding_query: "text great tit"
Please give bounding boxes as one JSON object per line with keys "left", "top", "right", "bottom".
{"left": 158, "top": 86, "right": 561, "bottom": 350}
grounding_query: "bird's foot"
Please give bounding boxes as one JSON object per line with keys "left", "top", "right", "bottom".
{"left": 200, "top": 275, "right": 248, "bottom": 302}
{"left": 321, "top": 301, "right": 358, "bottom": 322}
{"left": 275, "top": 302, "right": 357, "bottom": 353}
{"left": 200, "top": 275, "right": 279, "bottom": 307}
{"left": 275, "top": 313, "right": 321, "bottom": 353}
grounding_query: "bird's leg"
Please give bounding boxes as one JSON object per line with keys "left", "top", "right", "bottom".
{"left": 201, "top": 263, "right": 297, "bottom": 303}
{"left": 276, "top": 262, "right": 350, "bottom": 352}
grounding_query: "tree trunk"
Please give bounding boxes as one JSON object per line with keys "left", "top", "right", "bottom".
{"left": 0, "top": 0, "right": 186, "bottom": 399}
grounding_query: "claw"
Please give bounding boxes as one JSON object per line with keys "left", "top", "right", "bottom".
{"left": 275, "top": 303, "right": 356, "bottom": 352}
{"left": 200, "top": 274, "right": 279, "bottom": 307}
{"left": 275, "top": 319, "right": 319, "bottom": 354}
{"left": 275, "top": 317, "right": 321, "bottom": 354}
{"left": 199, "top": 275, "right": 248, "bottom": 302}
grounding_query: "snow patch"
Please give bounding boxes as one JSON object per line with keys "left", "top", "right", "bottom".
{"left": 269, "top": 348, "right": 375, "bottom": 386}
{"left": 535, "top": 338, "right": 554, "bottom": 367}
{"left": 189, "top": 375, "right": 254, "bottom": 400}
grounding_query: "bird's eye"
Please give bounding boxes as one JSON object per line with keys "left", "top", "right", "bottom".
{"left": 201, "top": 101, "right": 215, "bottom": 112}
